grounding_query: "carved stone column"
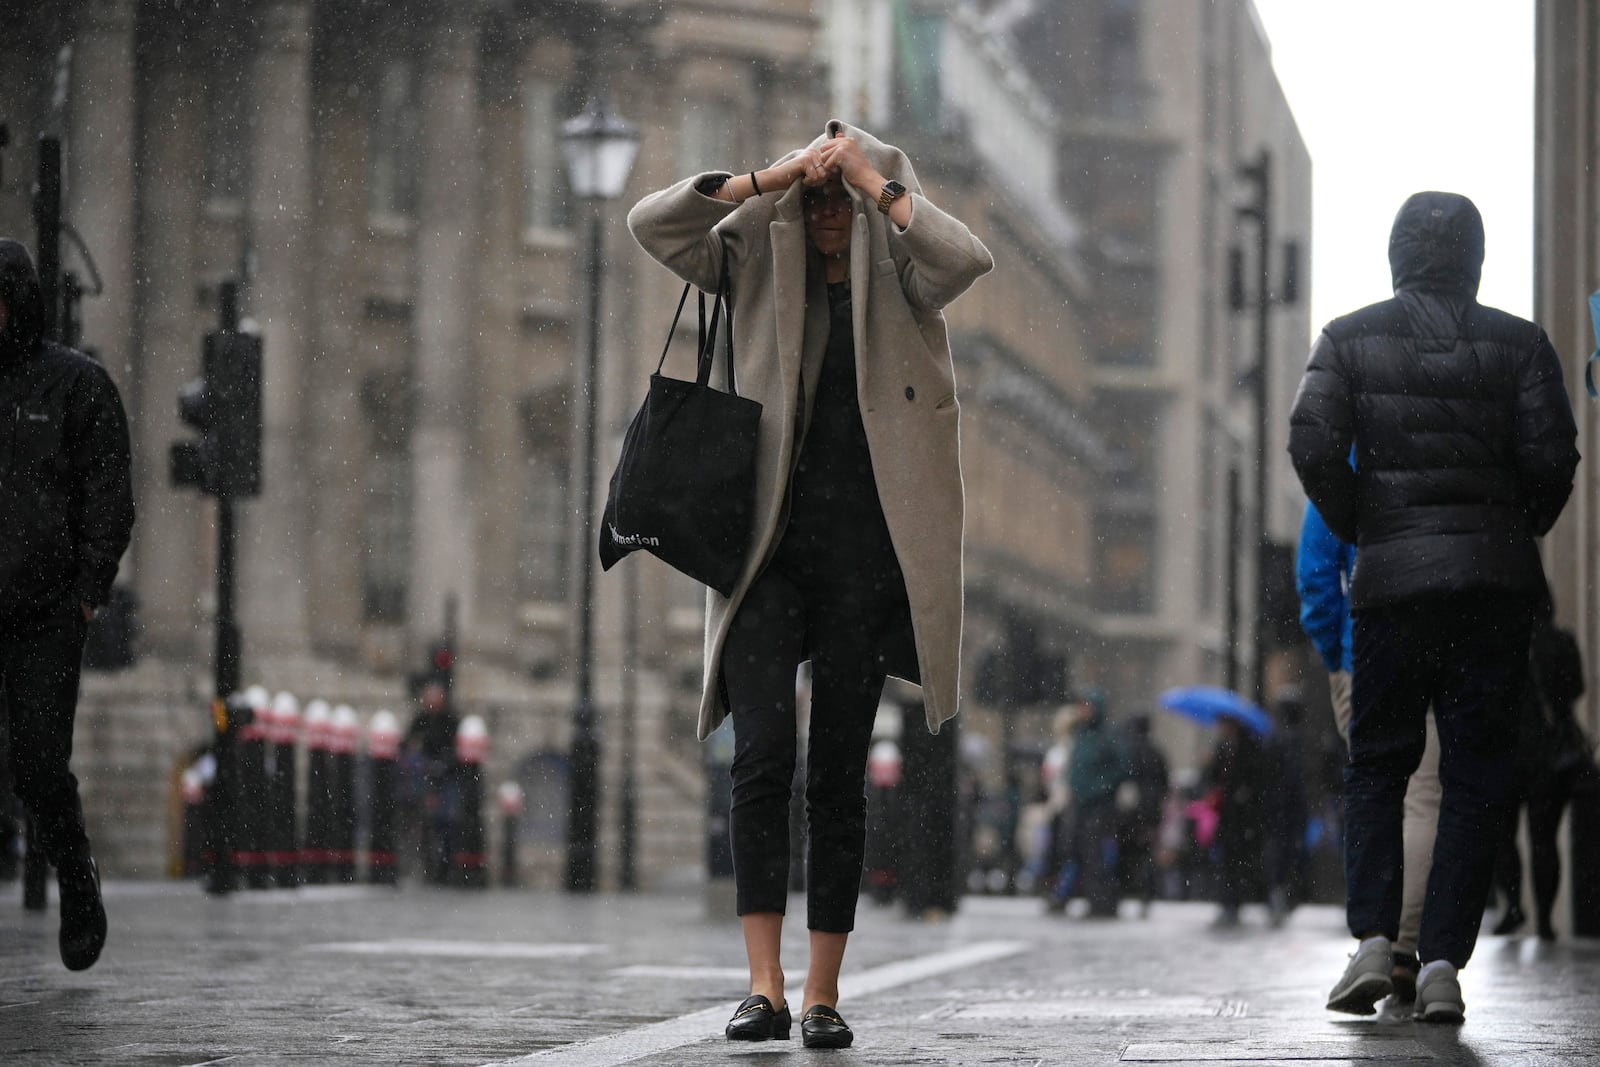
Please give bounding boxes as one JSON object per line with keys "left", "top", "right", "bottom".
{"left": 67, "top": 0, "right": 137, "bottom": 395}
{"left": 129, "top": 16, "right": 207, "bottom": 656}
{"left": 408, "top": 16, "right": 482, "bottom": 646}
{"left": 239, "top": 0, "right": 314, "bottom": 655}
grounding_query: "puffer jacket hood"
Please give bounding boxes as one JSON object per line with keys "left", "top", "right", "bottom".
{"left": 0, "top": 238, "right": 47, "bottom": 367}
{"left": 1388, "top": 191, "right": 1484, "bottom": 298}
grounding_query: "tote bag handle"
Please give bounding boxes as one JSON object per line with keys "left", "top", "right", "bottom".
{"left": 652, "top": 242, "right": 738, "bottom": 396}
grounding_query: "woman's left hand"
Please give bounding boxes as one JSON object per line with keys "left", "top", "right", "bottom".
{"left": 818, "top": 136, "right": 882, "bottom": 191}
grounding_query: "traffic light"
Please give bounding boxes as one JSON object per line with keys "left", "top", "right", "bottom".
{"left": 171, "top": 283, "right": 262, "bottom": 498}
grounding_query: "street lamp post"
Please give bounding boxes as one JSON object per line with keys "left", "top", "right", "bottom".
{"left": 558, "top": 97, "right": 639, "bottom": 893}
{"left": 1229, "top": 147, "right": 1298, "bottom": 707}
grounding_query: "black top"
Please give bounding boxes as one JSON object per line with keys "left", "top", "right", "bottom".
{"left": 781, "top": 282, "right": 891, "bottom": 553}
{"left": 0, "top": 238, "right": 135, "bottom": 620}
{"left": 777, "top": 279, "right": 908, "bottom": 604}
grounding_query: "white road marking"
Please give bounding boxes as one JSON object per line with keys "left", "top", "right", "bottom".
{"left": 312, "top": 940, "right": 606, "bottom": 960}
{"left": 1122, "top": 1037, "right": 1437, "bottom": 1061}
{"left": 482, "top": 940, "right": 1028, "bottom": 1067}
{"left": 607, "top": 965, "right": 749, "bottom": 981}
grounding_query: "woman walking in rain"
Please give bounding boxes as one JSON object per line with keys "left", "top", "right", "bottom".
{"left": 628, "top": 120, "right": 991, "bottom": 1047}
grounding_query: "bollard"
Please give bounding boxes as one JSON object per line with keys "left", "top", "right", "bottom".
{"left": 268, "top": 691, "right": 301, "bottom": 888}
{"left": 704, "top": 719, "right": 737, "bottom": 918}
{"left": 300, "top": 700, "right": 333, "bottom": 884}
{"left": 204, "top": 693, "right": 251, "bottom": 895}
{"left": 366, "top": 710, "right": 401, "bottom": 886}
{"left": 235, "top": 685, "right": 272, "bottom": 889}
{"left": 863, "top": 737, "right": 903, "bottom": 905}
{"left": 497, "top": 781, "right": 525, "bottom": 888}
{"left": 330, "top": 705, "right": 360, "bottom": 884}
{"left": 452, "top": 716, "right": 489, "bottom": 888}
{"left": 181, "top": 765, "right": 207, "bottom": 878}
{"left": 897, "top": 706, "right": 961, "bottom": 919}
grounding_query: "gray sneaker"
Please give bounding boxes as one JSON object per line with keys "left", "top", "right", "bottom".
{"left": 1326, "top": 937, "right": 1394, "bottom": 1015}
{"left": 1414, "top": 961, "right": 1465, "bottom": 1023}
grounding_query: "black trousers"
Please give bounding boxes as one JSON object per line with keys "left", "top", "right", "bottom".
{"left": 1346, "top": 595, "right": 1532, "bottom": 968}
{"left": 723, "top": 533, "right": 905, "bottom": 933}
{"left": 1, "top": 603, "right": 93, "bottom": 869}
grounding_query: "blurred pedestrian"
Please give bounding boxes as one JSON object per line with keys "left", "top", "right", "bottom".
{"left": 1038, "top": 704, "right": 1076, "bottom": 912}
{"left": 403, "top": 680, "right": 460, "bottom": 884}
{"left": 1296, "top": 499, "right": 1439, "bottom": 1002}
{"left": 1289, "top": 191, "right": 1579, "bottom": 1022}
{"left": 1065, "top": 691, "right": 1131, "bottom": 917}
{"left": 1118, "top": 713, "right": 1170, "bottom": 917}
{"left": 0, "top": 238, "right": 135, "bottom": 971}
{"left": 1263, "top": 688, "right": 1310, "bottom": 927}
{"left": 629, "top": 119, "right": 991, "bottom": 1049}
{"left": 1205, "top": 714, "right": 1268, "bottom": 928}
{"left": 1491, "top": 597, "right": 1591, "bottom": 940}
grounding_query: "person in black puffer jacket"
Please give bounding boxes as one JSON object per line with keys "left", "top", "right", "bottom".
{"left": 0, "top": 237, "right": 134, "bottom": 972}
{"left": 1290, "top": 192, "right": 1578, "bottom": 1023}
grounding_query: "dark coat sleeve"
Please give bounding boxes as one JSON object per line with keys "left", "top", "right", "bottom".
{"left": 1287, "top": 332, "right": 1358, "bottom": 543}
{"left": 1513, "top": 329, "right": 1580, "bottom": 536}
{"left": 66, "top": 362, "right": 135, "bottom": 608}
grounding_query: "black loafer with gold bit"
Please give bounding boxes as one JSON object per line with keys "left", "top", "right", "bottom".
{"left": 725, "top": 994, "right": 791, "bottom": 1041}
{"left": 800, "top": 1004, "right": 854, "bottom": 1049}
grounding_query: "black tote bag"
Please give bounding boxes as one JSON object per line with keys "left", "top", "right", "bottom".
{"left": 598, "top": 256, "right": 761, "bottom": 596}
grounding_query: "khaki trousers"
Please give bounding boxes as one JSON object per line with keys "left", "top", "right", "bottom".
{"left": 1329, "top": 670, "right": 1441, "bottom": 958}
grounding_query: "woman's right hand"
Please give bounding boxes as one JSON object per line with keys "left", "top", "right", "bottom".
{"left": 778, "top": 147, "right": 834, "bottom": 188}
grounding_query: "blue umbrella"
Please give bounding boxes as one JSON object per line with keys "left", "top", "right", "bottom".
{"left": 1158, "top": 686, "right": 1274, "bottom": 737}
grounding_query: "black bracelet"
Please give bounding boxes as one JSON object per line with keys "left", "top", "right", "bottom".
{"left": 749, "top": 171, "right": 762, "bottom": 196}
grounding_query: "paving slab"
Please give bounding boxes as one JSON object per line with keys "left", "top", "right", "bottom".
{"left": 3, "top": 883, "right": 1597, "bottom": 1065}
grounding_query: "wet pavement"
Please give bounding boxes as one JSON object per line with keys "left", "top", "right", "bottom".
{"left": 3, "top": 881, "right": 1597, "bottom": 1065}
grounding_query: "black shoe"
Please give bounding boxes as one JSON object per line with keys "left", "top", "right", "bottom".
{"left": 725, "top": 994, "right": 790, "bottom": 1041}
{"left": 58, "top": 858, "right": 106, "bottom": 971}
{"left": 801, "top": 1004, "right": 854, "bottom": 1049}
{"left": 1492, "top": 905, "right": 1525, "bottom": 936}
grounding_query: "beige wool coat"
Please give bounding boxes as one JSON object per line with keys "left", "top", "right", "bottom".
{"left": 626, "top": 121, "right": 993, "bottom": 742}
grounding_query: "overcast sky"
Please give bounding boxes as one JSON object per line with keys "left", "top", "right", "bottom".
{"left": 1248, "top": 1, "right": 1535, "bottom": 334}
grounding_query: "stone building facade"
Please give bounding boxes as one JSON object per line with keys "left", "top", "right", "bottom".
{"left": 1, "top": 0, "right": 1110, "bottom": 886}
{"left": 1537, "top": 0, "right": 1599, "bottom": 737}
{"left": 2, "top": 0, "right": 1313, "bottom": 887}
{"left": 1535, "top": 0, "right": 1599, "bottom": 935}
{"left": 952, "top": 1, "right": 1312, "bottom": 734}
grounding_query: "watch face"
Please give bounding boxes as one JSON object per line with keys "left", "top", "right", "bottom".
{"left": 884, "top": 180, "right": 906, "bottom": 197}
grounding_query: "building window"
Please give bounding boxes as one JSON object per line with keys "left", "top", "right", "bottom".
{"left": 523, "top": 78, "right": 574, "bottom": 233}
{"left": 362, "top": 371, "right": 412, "bottom": 623}
{"left": 1198, "top": 424, "right": 1219, "bottom": 613}
{"left": 677, "top": 96, "right": 737, "bottom": 175}
{"left": 518, "top": 453, "right": 571, "bottom": 603}
{"left": 369, "top": 58, "right": 420, "bottom": 219}
{"left": 204, "top": 56, "right": 249, "bottom": 203}
{"left": 362, "top": 452, "right": 411, "bottom": 623}
{"left": 1102, "top": 0, "right": 1142, "bottom": 120}
{"left": 1095, "top": 510, "right": 1156, "bottom": 614}
{"left": 517, "top": 387, "right": 572, "bottom": 603}
{"left": 892, "top": 1, "right": 945, "bottom": 132}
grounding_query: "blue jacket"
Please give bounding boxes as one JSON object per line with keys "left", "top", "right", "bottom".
{"left": 1295, "top": 502, "right": 1354, "bottom": 673}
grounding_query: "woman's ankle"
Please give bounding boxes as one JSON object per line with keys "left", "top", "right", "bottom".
{"left": 801, "top": 986, "right": 839, "bottom": 1010}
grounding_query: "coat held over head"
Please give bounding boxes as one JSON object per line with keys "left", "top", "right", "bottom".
{"left": 626, "top": 121, "right": 993, "bottom": 741}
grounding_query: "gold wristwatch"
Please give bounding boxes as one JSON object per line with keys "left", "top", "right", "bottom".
{"left": 877, "top": 179, "right": 907, "bottom": 214}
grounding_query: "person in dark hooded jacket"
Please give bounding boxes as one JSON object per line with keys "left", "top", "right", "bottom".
{"left": 0, "top": 237, "right": 134, "bottom": 971}
{"left": 1289, "top": 192, "right": 1578, "bottom": 1023}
